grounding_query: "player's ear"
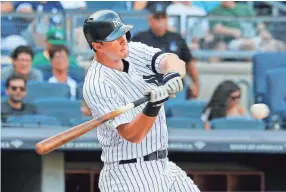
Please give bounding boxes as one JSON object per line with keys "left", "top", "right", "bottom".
{"left": 92, "top": 42, "right": 103, "bottom": 52}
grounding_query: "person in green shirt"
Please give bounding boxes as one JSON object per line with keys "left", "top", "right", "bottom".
{"left": 209, "top": 1, "right": 256, "bottom": 43}
{"left": 32, "top": 27, "right": 79, "bottom": 67}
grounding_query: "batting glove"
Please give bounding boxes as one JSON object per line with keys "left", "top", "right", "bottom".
{"left": 143, "top": 86, "right": 169, "bottom": 117}
{"left": 162, "top": 72, "right": 183, "bottom": 95}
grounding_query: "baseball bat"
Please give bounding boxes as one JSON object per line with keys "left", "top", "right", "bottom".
{"left": 35, "top": 95, "right": 150, "bottom": 155}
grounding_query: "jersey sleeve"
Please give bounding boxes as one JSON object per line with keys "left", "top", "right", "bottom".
{"left": 127, "top": 41, "right": 174, "bottom": 74}
{"left": 83, "top": 81, "right": 131, "bottom": 130}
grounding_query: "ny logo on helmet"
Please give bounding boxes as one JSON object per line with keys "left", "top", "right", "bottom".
{"left": 112, "top": 18, "right": 121, "bottom": 28}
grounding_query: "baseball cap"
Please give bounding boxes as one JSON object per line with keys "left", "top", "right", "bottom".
{"left": 148, "top": 3, "right": 168, "bottom": 15}
{"left": 46, "top": 28, "right": 66, "bottom": 45}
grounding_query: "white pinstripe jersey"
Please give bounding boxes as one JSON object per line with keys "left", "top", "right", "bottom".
{"left": 83, "top": 41, "right": 172, "bottom": 163}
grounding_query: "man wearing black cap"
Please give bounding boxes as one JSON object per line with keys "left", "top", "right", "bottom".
{"left": 132, "top": 3, "right": 200, "bottom": 99}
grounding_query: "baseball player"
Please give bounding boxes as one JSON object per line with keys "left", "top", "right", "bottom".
{"left": 82, "top": 10, "right": 201, "bottom": 192}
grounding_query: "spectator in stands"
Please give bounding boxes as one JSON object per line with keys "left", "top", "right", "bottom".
{"left": 166, "top": 1, "right": 213, "bottom": 50}
{"left": 60, "top": 1, "right": 87, "bottom": 10}
{"left": 1, "top": 46, "right": 43, "bottom": 82}
{"left": 1, "top": 1, "right": 14, "bottom": 12}
{"left": 81, "top": 100, "right": 92, "bottom": 116}
{"left": 1, "top": 74, "right": 38, "bottom": 123}
{"left": 131, "top": 3, "right": 200, "bottom": 99}
{"left": 48, "top": 45, "right": 78, "bottom": 100}
{"left": 209, "top": 1, "right": 256, "bottom": 43}
{"left": 201, "top": 80, "right": 246, "bottom": 130}
{"left": 209, "top": 1, "right": 286, "bottom": 57}
{"left": 208, "top": 1, "right": 257, "bottom": 56}
{"left": 32, "top": 27, "right": 78, "bottom": 67}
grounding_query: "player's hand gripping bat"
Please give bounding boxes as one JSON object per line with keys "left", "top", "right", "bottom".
{"left": 35, "top": 96, "right": 150, "bottom": 155}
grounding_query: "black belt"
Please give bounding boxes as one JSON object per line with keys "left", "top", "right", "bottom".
{"left": 119, "top": 150, "right": 167, "bottom": 165}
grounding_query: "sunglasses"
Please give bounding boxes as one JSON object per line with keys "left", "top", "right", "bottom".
{"left": 10, "top": 86, "right": 26, "bottom": 92}
{"left": 230, "top": 95, "right": 241, "bottom": 100}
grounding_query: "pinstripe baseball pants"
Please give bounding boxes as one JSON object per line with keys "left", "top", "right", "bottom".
{"left": 98, "top": 158, "right": 200, "bottom": 192}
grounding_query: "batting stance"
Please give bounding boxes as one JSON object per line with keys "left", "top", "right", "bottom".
{"left": 82, "top": 10, "right": 201, "bottom": 192}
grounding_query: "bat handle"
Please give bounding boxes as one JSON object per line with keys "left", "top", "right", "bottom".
{"left": 133, "top": 95, "right": 150, "bottom": 107}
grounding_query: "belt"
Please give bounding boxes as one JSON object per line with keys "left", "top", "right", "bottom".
{"left": 119, "top": 149, "right": 167, "bottom": 165}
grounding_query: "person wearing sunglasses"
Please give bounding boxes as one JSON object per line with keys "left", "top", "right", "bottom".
{"left": 1, "top": 74, "right": 38, "bottom": 123}
{"left": 201, "top": 80, "right": 246, "bottom": 130}
{"left": 131, "top": 2, "right": 200, "bottom": 99}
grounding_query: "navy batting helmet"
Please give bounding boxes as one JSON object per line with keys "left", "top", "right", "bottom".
{"left": 83, "top": 10, "right": 133, "bottom": 49}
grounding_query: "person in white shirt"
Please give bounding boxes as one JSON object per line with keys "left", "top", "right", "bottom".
{"left": 48, "top": 45, "right": 77, "bottom": 100}
{"left": 167, "top": 1, "right": 211, "bottom": 50}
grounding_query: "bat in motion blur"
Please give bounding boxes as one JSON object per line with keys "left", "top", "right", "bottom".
{"left": 35, "top": 96, "right": 149, "bottom": 155}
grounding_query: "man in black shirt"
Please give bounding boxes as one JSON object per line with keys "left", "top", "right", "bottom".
{"left": 131, "top": 2, "right": 200, "bottom": 99}
{"left": 1, "top": 74, "right": 38, "bottom": 123}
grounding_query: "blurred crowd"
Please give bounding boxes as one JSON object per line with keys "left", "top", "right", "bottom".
{"left": 1, "top": 1, "right": 286, "bottom": 130}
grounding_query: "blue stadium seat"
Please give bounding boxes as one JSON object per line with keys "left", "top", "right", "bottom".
{"left": 252, "top": 52, "right": 286, "bottom": 104}
{"left": 1, "top": 17, "right": 18, "bottom": 37}
{"left": 25, "top": 81, "right": 70, "bottom": 102}
{"left": 211, "top": 117, "right": 265, "bottom": 130}
{"left": 265, "top": 68, "right": 286, "bottom": 129}
{"left": 167, "top": 117, "right": 204, "bottom": 129}
{"left": 164, "top": 86, "right": 189, "bottom": 116}
{"left": 6, "top": 115, "right": 61, "bottom": 127}
{"left": 167, "top": 100, "right": 207, "bottom": 118}
{"left": 33, "top": 98, "right": 82, "bottom": 126}
{"left": 1, "top": 80, "right": 6, "bottom": 97}
{"left": 69, "top": 116, "right": 93, "bottom": 126}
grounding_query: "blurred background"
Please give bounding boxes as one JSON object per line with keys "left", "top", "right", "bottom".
{"left": 1, "top": 1, "right": 286, "bottom": 192}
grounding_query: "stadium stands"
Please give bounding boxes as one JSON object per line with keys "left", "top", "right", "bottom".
{"left": 33, "top": 98, "right": 82, "bottom": 126}
{"left": 6, "top": 114, "right": 61, "bottom": 127}
{"left": 25, "top": 81, "right": 71, "bottom": 102}
{"left": 265, "top": 68, "right": 286, "bottom": 129}
{"left": 211, "top": 117, "right": 266, "bottom": 130}
{"left": 252, "top": 52, "right": 286, "bottom": 104}
{"left": 167, "top": 116, "right": 204, "bottom": 129}
{"left": 168, "top": 100, "right": 207, "bottom": 118}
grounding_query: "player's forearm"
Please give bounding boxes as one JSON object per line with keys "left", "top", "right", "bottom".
{"left": 117, "top": 114, "right": 157, "bottom": 144}
{"left": 159, "top": 54, "right": 186, "bottom": 78}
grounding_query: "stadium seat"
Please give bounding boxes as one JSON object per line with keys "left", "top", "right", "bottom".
{"left": 25, "top": 81, "right": 70, "bottom": 102}
{"left": 252, "top": 52, "right": 286, "bottom": 104}
{"left": 164, "top": 86, "right": 189, "bottom": 116}
{"left": 69, "top": 116, "right": 93, "bottom": 126}
{"left": 167, "top": 117, "right": 204, "bottom": 129}
{"left": 167, "top": 100, "right": 207, "bottom": 118}
{"left": 33, "top": 98, "right": 82, "bottom": 126}
{"left": 265, "top": 68, "right": 286, "bottom": 129}
{"left": 210, "top": 117, "right": 265, "bottom": 130}
{"left": 1, "top": 17, "right": 18, "bottom": 37}
{"left": 1, "top": 80, "right": 6, "bottom": 97}
{"left": 6, "top": 115, "right": 61, "bottom": 127}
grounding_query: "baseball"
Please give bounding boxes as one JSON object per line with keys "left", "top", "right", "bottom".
{"left": 250, "top": 103, "right": 270, "bottom": 119}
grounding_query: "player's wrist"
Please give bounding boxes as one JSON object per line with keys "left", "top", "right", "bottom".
{"left": 143, "top": 102, "right": 162, "bottom": 117}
